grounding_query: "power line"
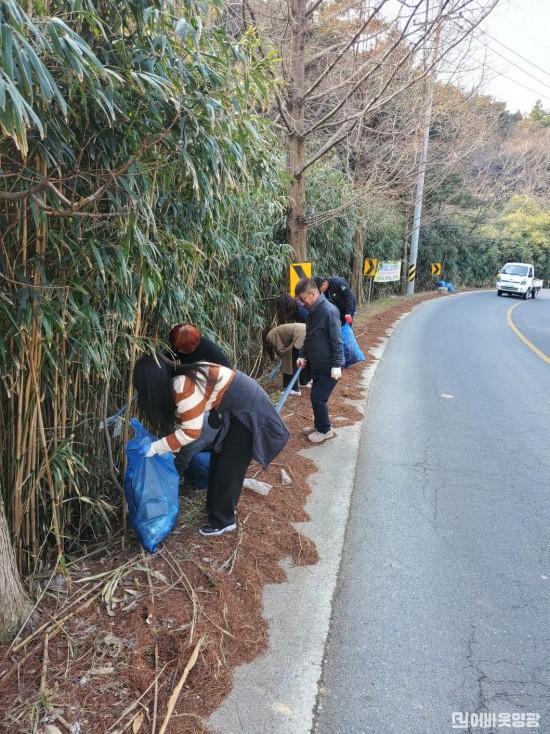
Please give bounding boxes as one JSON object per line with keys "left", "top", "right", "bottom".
{"left": 479, "top": 37, "right": 550, "bottom": 94}
{"left": 494, "top": 18, "right": 550, "bottom": 58}
{"left": 484, "top": 31, "right": 550, "bottom": 81}
{"left": 454, "top": 21, "right": 550, "bottom": 108}
{"left": 474, "top": 59, "right": 550, "bottom": 107}
{"left": 453, "top": 46, "right": 550, "bottom": 108}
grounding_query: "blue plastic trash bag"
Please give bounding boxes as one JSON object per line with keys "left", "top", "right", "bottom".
{"left": 341, "top": 323, "right": 366, "bottom": 368}
{"left": 124, "top": 418, "right": 179, "bottom": 552}
{"left": 446, "top": 281, "right": 455, "bottom": 293}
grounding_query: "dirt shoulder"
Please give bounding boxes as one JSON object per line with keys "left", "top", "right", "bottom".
{"left": 0, "top": 291, "right": 441, "bottom": 734}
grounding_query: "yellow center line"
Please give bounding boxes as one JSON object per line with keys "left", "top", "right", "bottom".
{"left": 506, "top": 303, "right": 550, "bottom": 365}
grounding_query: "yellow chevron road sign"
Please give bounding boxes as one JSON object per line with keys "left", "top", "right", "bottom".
{"left": 431, "top": 262, "right": 442, "bottom": 276}
{"left": 363, "top": 258, "right": 378, "bottom": 277}
{"left": 290, "top": 262, "right": 312, "bottom": 295}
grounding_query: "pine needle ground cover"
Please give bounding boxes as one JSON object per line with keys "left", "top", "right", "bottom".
{"left": 0, "top": 292, "right": 440, "bottom": 734}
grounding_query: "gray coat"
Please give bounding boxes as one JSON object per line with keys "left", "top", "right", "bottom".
{"left": 213, "top": 371, "right": 289, "bottom": 468}
{"left": 299, "top": 296, "right": 344, "bottom": 370}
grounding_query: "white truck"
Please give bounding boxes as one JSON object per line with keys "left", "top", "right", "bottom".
{"left": 496, "top": 262, "right": 543, "bottom": 299}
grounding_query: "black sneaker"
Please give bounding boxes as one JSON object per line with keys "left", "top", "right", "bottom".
{"left": 199, "top": 523, "right": 237, "bottom": 537}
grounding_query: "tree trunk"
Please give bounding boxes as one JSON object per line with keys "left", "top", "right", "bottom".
{"left": 351, "top": 228, "right": 364, "bottom": 305}
{"left": 287, "top": 156, "right": 307, "bottom": 262}
{"left": 287, "top": 0, "right": 307, "bottom": 262}
{"left": 0, "top": 496, "right": 32, "bottom": 642}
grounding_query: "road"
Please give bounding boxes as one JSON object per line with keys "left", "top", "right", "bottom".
{"left": 314, "top": 290, "right": 550, "bottom": 734}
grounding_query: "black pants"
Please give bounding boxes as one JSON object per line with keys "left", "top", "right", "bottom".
{"left": 282, "top": 347, "right": 311, "bottom": 387}
{"left": 206, "top": 415, "right": 253, "bottom": 529}
{"left": 311, "top": 368, "right": 338, "bottom": 433}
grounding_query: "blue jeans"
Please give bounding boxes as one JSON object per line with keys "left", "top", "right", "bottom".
{"left": 184, "top": 451, "right": 211, "bottom": 490}
{"left": 311, "top": 368, "right": 338, "bottom": 433}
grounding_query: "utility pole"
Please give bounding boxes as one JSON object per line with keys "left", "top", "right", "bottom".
{"left": 407, "top": 7, "right": 441, "bottom": 295}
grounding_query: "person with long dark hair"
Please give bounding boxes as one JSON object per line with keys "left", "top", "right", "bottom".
{"left": 169, "top": 323, "right": 231, "bottom": 367}
{"left": 269, "top": 294, "right": 311, "bottom": 392}
{"left": 275, "top": 294, "right": 308, "bottom": 325}
{"left": 133, "top": 355, "right": 289, "bottom": 536}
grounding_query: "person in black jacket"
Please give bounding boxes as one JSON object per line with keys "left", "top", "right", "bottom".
{"left": 314, "top": 276, "right": 356, "bottom": 326}
{"left": 295, "top": 277, "right": 344, "bottom": 444}
{"left": 169, "top": 323, "right": 231, "bottom": 367}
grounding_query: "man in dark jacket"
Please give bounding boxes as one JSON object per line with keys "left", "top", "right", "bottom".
{"left": 314, "top": 276, "right": 356, "bottom": 325}
{"left": 295, "top": 277, "right": 344, "bottom": 443}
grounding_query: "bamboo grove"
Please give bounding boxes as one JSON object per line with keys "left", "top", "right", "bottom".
{"left": 0, "top": 0, "right": 290, "bottom": 575}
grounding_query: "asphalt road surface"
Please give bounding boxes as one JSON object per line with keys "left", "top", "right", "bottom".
{"left": 314, "top": 290, "right": 550, "bottom": 734}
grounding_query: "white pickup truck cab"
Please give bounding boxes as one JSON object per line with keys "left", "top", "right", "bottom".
{"left": 496, "top": 262, "right": 542, "bottom": 299}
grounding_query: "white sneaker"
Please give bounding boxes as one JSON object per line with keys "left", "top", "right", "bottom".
{"left": 307, "top": 429, "right": 334, "bottom": 443}
{"left": 289, "top": 389, "right": 302, "bottom": 396}
{"left": 302, "top": 425, "right": 315, "bottom": 434}
{"left": 199, "top": 523, "right": 237, "bottom": 537}
{"left": 303, "top": 381, "right": 313, "bottom": 388}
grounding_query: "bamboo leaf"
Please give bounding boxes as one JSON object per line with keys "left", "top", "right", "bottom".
{"left": 47, "top": 21, "right": 64, "bottom": 57}
{"left": 15, "top": 30, "right": 68, "bottom": 114}
{"left": 1, "top": 24, "right": 14, "bottom": 79}
{"left": 90, "top": 243, "right": 106, "bottom": 277}
{"left": 59, "top": 36, "right": 86, "bottom": 81}
{"left": 12, "top": 37, "right": 32, "bottom": 97}
{"left": 63, "top": 33, "right": 106, "bottom": 73}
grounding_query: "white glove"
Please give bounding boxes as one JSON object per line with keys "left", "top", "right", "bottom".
{"left": 331, "top": 367, "right": 342, "bottom": 381}
{"left": 145, "top": 445, "right": 157, "bottom": 458}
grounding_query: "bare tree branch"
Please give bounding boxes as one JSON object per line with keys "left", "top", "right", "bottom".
{"left": 302, "top": 0, "right": 396, "bottom": 102}
{"left": 305, "top": 0, "right": 326, "bottom": 18}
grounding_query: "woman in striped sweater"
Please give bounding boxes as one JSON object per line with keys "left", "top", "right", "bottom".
{"left": 133, "top": 355, "right": 289, "bottom": 537}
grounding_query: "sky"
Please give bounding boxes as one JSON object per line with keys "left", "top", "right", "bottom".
{"left": 467, "top": 0, "right": 550, "bottom": 114}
